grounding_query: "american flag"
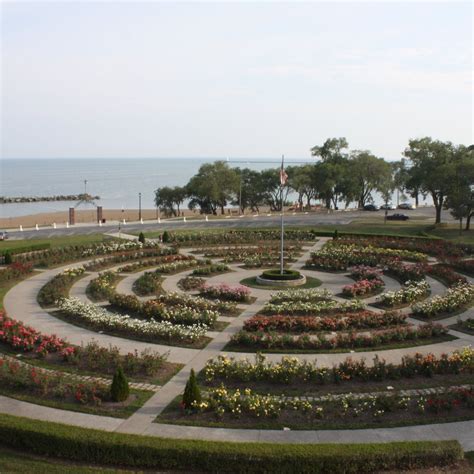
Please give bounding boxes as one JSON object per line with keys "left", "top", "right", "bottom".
{"left": 280, "top": 158, "right": 288, "bottom": 186}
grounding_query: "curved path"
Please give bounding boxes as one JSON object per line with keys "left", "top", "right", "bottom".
{"left": 2, "top": 237, "right": 474, "bottom": 449}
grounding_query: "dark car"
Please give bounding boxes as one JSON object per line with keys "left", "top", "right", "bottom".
{"left": 397, "top": 203, "right": 415, "bottom": 210}
{"left": 363, "top": 204, "right": 379, "bottom": 211}
{"left": 386, "top": 213, "right": 409, "bottom": 221}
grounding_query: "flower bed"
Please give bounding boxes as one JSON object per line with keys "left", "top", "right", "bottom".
{"left": 269, "top": 288, "right": 332, "bottom": 304}
{"left": 199, "top": 284, "right": 251, "bottom": 302}
{"left": 116, "top": 253, "right": 188, "bottom": 273}
{"left": 229, "top": 323, "right": 447, "bottom": 351}
{"left": 163, "top": 229, "right": 317, "bottom": 245}
{"left": 243, "top": 311, "right": 407, "bottom": 333}
{"left": 426, "top": 264, "right": 467, "bottom": 287}
{"left": 109, "top": 293, "right": 224, "bottom": 326}
{"left": 449, "top": 259, "right": 474, "bottom": 277}
{"left": 192, "top": 264, "right": 230, "bottom": 276}
{"left": 37, "top": 267, "right": 86, "bottom": 307}
{"left": 154, "top": 259, "right": 199, "bottom": 274}
{"left": 0, "top": 357, "right": 108, "bottom": 406}
{"left": 178, "top": 276, "right": 206, "bottom": 291}
{"left": 63, "top": 340, "right": 167, "bottom": 377}
{"left": 203, "top": 348, "right": 474, "bottom": 385}
{"left": 0, "top": 262, "right": 33, "bottom": 283}
{"left": 305, "top": 243, "right": 427, "bottom": 271}
{"left": 384, "top": 260, "right": 428, "bottom": 282}
{"left": 348, "top": 265, "right": 384, "bottom": 281}
{"left": 342, "top": 278, "right": 385, "bottom": 298}
{"left": 412, "top": 283, "right": 474, "bottom": 319}
{"left": 187, "top": 386, "right": 474, "bottom": 426}
{"left": 261, "top": 299, "right": 365, "bottom": 316}
{"left": 58, "top": 297, "right": 208, "bottom": 344}
{"left": 377, "top": 280, "right": 430, "bottom": 308}
{"left": 332, "top": 236, "right": 469, "bottom": 258}
{"left": 184, "top": 384, "right": 474, "bottom": 427}
{"left": 85, "top": 248, "right": 178, "bottom": 272}
{"left": 86, "top": 271, "right": 120, "bottom": 301}
{"left": 14, "top": 241, "right": 161, "bottom": 268}
{"left": 0, "top": 311, "right": 173, "bottom": 379}
{"left": 193, "top": 245, "right": 301, "bottom": 265}
{"left": 0, "top": 311, "right": 70, "bottom": 355}
{"left": 133, "top": 272, "right": 163, "bottom": 296}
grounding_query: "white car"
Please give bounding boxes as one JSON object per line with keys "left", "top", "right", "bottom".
{"left": 0, "top": 231, "right": 8, "bottom": 241}
{"left": 380, "top": 203, "right": 396, "bottom": 210}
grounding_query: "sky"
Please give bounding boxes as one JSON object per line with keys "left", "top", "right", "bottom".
{"left": 1, "top": 1, "right": 472, "bottom": 161}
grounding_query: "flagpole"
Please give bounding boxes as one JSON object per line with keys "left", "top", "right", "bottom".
{"left": 280, "top": 155, "right": 284, "bottom": 275}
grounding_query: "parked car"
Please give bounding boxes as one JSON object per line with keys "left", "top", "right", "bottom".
{"left": 0, "top": 231, "right": 8, "bottom": 241}
{"left": 363, "top": 204, "right": 379, "bottom": 211}
{"left": 398, "top": 203, "right": 416, "bottom": 210}
{"left": 386, "top": 214, "right": 409, "bottom": 221}
{"left": 380, "top": 203, "right": 396, "bottom": 210}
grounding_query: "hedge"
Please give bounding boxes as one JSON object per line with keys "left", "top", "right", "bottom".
{"left": 0, "top": 414, "right": 464, "bottom": 473}
{"left": 0, "top": 243, "right": 51, "bottom": 262}
{"left": 261, "top": 269, "right": 302, "bottom": 281}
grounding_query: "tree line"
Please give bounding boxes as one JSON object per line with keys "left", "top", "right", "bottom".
{"left": 155, "top": 137, "right": 474, "bottom": 229}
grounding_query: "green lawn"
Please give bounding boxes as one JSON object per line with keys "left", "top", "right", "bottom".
{"left": 0, "top": 446, "right": 131, "bottom": 473}
{"left": 0, "top": 234, "right": 114, "bottom": 253}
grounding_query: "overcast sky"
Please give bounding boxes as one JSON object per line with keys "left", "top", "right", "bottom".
{"left": 1, "top": 1, "right": 472, "bottom": 160}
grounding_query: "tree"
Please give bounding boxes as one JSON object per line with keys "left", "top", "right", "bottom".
{"left": 287, "top": 164, "right": 318, "bottom": 210}
{"left": 186, "top": 161, "right": 239, "bottom": 215}
{"left": 347, "top": 151, "right": 392, "bottom": 208}
{"left": 138, "top": 232, "right": 146, "bottom": 244}
{"left": 110, "top": 367, "right": 129, "bottom": 402}
{"left": 444, "top": 147, "right": 474, "bottom": 230}
{"left": 182, "top": 369, "right": 201, "bottom": 410}
{"left": 404, "top": 138, "right": 459, "bottom": 223}
{"left": 154, "top": 186, "right": 187, "bottom": 217}
{"left": 259, "top": 168, "right": 289, "bottom": 211}
{"left": 231, "top": 168, "right": 267, "bottom": 213}
{"left": 311, "top": 138, "right": 350, "bottom": 209}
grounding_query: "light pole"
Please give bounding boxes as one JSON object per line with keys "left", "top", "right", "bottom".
{"left": 138, "top": 193, "right": 142, "bottom": 221}
{"left": 239, "top": 173, "right": 242, "bottom": 215}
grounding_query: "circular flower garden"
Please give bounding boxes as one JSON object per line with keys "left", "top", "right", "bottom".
{"left": 0, "top": 229, "right": 473, "bottom": 469}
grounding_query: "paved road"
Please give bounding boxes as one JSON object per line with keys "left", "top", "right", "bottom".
{"left": 4, "top": 206, "right": 442, "bottom": 240}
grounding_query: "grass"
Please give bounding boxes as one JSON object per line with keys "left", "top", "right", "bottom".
{"left": 0, "top": 446, "right": 126, "bottom": 474}
{"left": 240, "top": 275, "right": 322, "bottom": 290}
{"left": 0, "top": 385, "right": 153, "bottom": 419}
{"left": 0, "top": 234, "right": 114, "bottom": 252}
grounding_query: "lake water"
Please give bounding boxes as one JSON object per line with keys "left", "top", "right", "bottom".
{"left": 0, "top": 158, "right": 297, "bottom": 217}
{"left": 0, "top": 157, "right": 424, "bottom": 218}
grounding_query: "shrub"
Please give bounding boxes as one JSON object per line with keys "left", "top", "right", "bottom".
{"left": 138, "top": 232, "right": 146, "bottom": 244}
{"left": 0, "top": 414, "right": 464, "bottom": 473}
{"left": 162, "top": 231, "right": 171, "bottom": 243}
{"left": 182, "top": 369, "right": 201, "bottom": 409}
{"left": 110, "top": 367, "right": 129, "bottom": 402}
{"left": 261, "top": 269, "right": 301, "bottom": 281}
{"left": 4, "top": 252, "right": 12, "bottom": 264}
